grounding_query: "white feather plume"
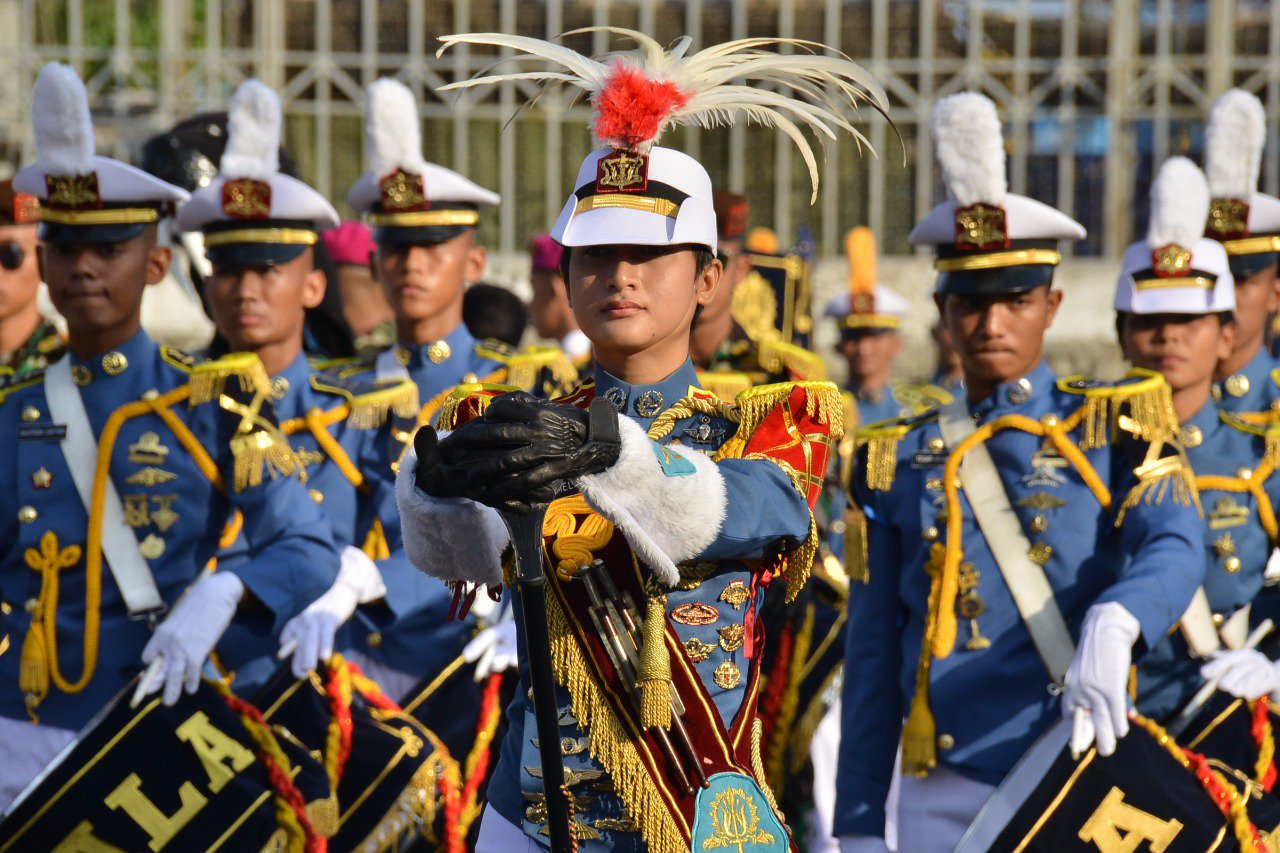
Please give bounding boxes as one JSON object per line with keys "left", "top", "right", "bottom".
{"left": 220, "top": 80, "right": 281, "bottom": 180}
{"left": 32, "top": 62, "right": 95, "bottom": 174}
{"left": 436, "top": 28, "right": 889, "bottom": 202}
{"left": 1205, "top": 88, "right": 1265, "bottom": 200}
{"left": 1147, "top": 157, "right": 1210, "bottom": 249}
{"left": 365, "top": 78, "right": 428, "bottom": 178}
{"left": 933, "top": 93, "right": 1006, "bottom": 207}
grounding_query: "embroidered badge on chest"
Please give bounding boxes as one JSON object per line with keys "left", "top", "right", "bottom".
{"left": 651, "top": 442, "right": 696, "bottom": 477}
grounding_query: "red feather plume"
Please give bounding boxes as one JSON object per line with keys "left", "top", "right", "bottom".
{"left": 592, "top": 61, "right": 690, "bottom": 151}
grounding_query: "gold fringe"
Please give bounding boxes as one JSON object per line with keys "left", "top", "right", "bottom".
{"left": 18, "top": 619, "right": 48, "bottom": 720}
{"left": 1061, "top": 370, "right": 1179, "bottom": 450}
{"left": 188, "top": 352, "right": 272, "bottom": 406}
{"left": 861, "top": 429, "right": 905, "bottom": 491}
{"left": 1115, "top": 452, "right": 1201, "bottom": 526}
{"left": 353, "top": 731, "right": 459, "bottom": 853}
{"left": 546, "top": 592, "right": 687, "bottom": 853}
{"left": 501, "top": 346, "right": 579, "bottom": 394}
{"left": 696, "top": 370, "right": 755, "bottom": 402}
{"left": 435, "top": 383, "right": 512, "bottom": 431}
{"left": 231, "top": 428, "right": 299, "bottom": 491}
{"left": 345, "top": 382, "right": 420, "bottom": 430}
{"left": 636, "top": 593, "right": 673, "bottom": 730}
{"left": 845, "top": 506, "right": 869, "bottom": 583}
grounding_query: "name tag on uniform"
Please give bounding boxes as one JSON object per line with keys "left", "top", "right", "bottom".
{"left": 911, "top": 451, "right": 948, "bottom": 468}
{"left": 19, "top": 423, "right": 67, "bottom": 441}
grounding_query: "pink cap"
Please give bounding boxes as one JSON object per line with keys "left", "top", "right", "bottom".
{"left": 322, "top": 220, "right": 376, "bottom": 266}
{"left": 528, "top": 233, "right": 564, "bottom": 272}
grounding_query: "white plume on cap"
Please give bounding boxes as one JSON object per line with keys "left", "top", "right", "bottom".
{"left": 933, "top": 93, "right": 1006, "bottom": 208}
{"left": 436, "top": 28, "right": 888, "bottom": 202}
{"left": 1205, "top": 88, "right": 1265, "bottom": 201}
{"left": 220, "top": 80, "right": 281, "bottom": 180}
{"left": 365, "top": 78, "right": 428, "bottom": 179}
{"left": 32, "top": 62, "right": 95, "bottom": 175}
{"left": 1147, "top": 156, "right": 1210, "bottom": 249}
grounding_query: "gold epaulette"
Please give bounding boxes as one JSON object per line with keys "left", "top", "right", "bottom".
{"left": 857, "top": 410, "right": 940, "bottom": 492}
{"left": 310, "top": 368, "right": 420, "bottom": 430}
{"left": 0, "top": 368, "right": 43, "bottom": 404}
{"left": 892, "top": 381, "right": 954, "bottom": 415}
{"left": 309, "top": 354, "right": 361, "bottom": 375}
{"left": 1220, "top": 407, "right": 1280, "bottom": 467}
{"left": 696, "top": 369, "right": 756, "bottom": 402}
{"left": 436, "top": 382, "right": 521, "bottom": 430}
{"left": 1057, "top": 368, "right": 1178, "bottom": 449}
{"left": 757, "top": 337, "right": 827, "bottom": 381}
{"left": 188, "top": 352, "right": 272, "bottom": 406}
{"left": 476, "top": 342, "right": 579, "bottom": 394}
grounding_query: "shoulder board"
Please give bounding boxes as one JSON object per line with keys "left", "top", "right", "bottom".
{"left": 756, "top": 338, "right": 827, "bottom": 382}
{"left": 1056, "top": 368, "right": 1178, "bottom": 449}
{"left": 498, "top": 344, "right": 579, "bottom": 393}
{"left": 892, "top": 381, "right": 953, "bottom": 414}
{"left": 160, "top": 346, "right": 201, "bottom": 374}
{"left": 0, "top": 368, "right": 44, "bottom": 404}
{"left": 310, "top": 369, "right": 419, "bottom": 430}
{"left": 437, "top": 382, "right": 522, "bottom": 430}
{"left": 188, "top": 352, "right": 271, "bottom": 406}
{"left": 473, "top": 339, "right": 519, "bottom": 363}
{"left": 696, "top": 369, "right": 756, "bottom": 402}
{"left": 1218, "top": 407, "right": 1280, "bottom": 468}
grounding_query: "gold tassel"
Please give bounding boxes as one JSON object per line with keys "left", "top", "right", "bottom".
{"left": 901, "top": 684, "right": 937, "bottom": 777}
{"left": 845, "top": 506, "right": 869, "bottom": 584}
{"left": 18, "top": 617, "right": 48, "bottom": 721}
{"left": 231, "top": 428, "right": 298, "bottom": 491}
{"left": 361, "top": 518, "right": 391, "bottom": 561}
{"left": 781, "top": 513, "right": 819, "bottom": 603}
{"left": 188, "top": 352, "right": 271, "bottom": 406}
{"left": 636, "top": 594, "right": 673, "bottom": 730}
{"left": 1115, "top": 453, "right": 1200, "bottom": 526}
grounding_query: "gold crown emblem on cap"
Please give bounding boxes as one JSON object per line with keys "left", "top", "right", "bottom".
{"left": 953, "top": 203, "right": 1010, "bottom": 251}
{"left": 595, "top": 149, "right": 649, "bottom": 194}
{"left": 45, "top": 174, "right": 101, "bottom": 210}
{"left": 222, "top": 178, "right": 272, "bottom": 219}
{"left": 1152, "top": 243, "right": 1193, "bottom": 277}
{"left": 379, "top": 169, "right": 429, "bottom": 213}
{"left": 1207, "top": 197, "right": 1250, "bottom": 241}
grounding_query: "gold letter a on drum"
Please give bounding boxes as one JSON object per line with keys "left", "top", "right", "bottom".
{"left": 1077, "top": 787, "right": 1183, "bottom": 852}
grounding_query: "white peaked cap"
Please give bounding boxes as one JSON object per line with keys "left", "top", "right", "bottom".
{"left": 14, "top": 62, "right": 188, "bottom": 207}
{"left": 824, "top": 285, "right": 909, "bottom": 321}
{"left": 346, "top": 77, "right": 498, "bottom": 213}
{"left": 551, "top": 147, "right": 717, "bottom": 252}
{"left": 1115, "top": 157, "right": 1234, "bottom": 314}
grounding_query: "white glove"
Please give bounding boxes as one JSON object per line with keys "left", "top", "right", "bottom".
{"left": 278, "top": 546, "right": 387, "bottom": 677}
{"left": 133, "top": 572, "right": 245, "bottom": 707}
{"left": 463, "top": 615, "right": 518, "bottom": 681}
{"left": 1062, "top": 602, "right": 1141, "bottom": 757}
{"left": 1201, "top": 648, "right": 1280, "bottom": 701}
{"left": 838, "top": 836, "right": 891, "bottom": 853}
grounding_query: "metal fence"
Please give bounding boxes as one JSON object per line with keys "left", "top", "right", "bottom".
{"left": 0, "top": 0, "right": 1275, "bottom": 258}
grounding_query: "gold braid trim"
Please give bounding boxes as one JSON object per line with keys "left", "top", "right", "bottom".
{"left": 353, "top": 727, "right": 460, "bottom": 853}
{"left": 751, "top": 718, "right": 784, "bottom": 821}
{"left": 645, "top": 394, "right": 740, "bottom": 441}
{"left": 188, "top": 352, "right": 272, "bottom": 406}
{"left": 845, "top": 507, "right": 870, "bottom": 584}
{"left": 1219, "top": 409, "right": 1280, "bottom": 469}
{"left": 434, "top": 382, "right": 515, "bottom": 430}
{"left": 546, "top": 591, "right": 688, "bottom": 853}
{"left": 345, "top": 381, "right": 420, "bottom": 430}
{"left": 1057, "top": 368, "right": 1179, "bottom": 450}
{"left": 636, "top": 592, "right": 673, "bottom": 730}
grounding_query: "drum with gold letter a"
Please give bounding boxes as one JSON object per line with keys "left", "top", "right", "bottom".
{"left": 957, "top": 714, "right": 1280, "bottom": 852}
{"left": 0, "top": 676, "right": 335, "bottom": 851}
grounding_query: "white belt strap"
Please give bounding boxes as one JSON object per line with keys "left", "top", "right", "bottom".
{"left": 1178, "top": 589, "right": 1222, "bottom": 658}
{"left": 938, "top": 398, "right": 1076, "bottom": 682}
{"left": 375, "top": 348, "right": 410, "bottom": 381}
{"left": 45, "top": 358, "right": 165, "bottom": 616}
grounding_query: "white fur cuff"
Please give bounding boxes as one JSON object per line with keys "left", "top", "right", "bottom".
{"left": 394, "top": 445, "right": 509, "bottom": 587}
{"left": 577, "top": 417, "right": 727, "bottom": 586}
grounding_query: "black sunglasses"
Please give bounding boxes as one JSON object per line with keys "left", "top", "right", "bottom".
{"left": 0, "top": 242, "right": 25, "bottom": 272}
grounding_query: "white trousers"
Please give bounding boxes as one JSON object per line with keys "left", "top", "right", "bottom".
{"left": 894, "top": 765, "right": 995, "bottom": 853}
{"left": 476, "top": 805, "right": 543, "bottom": 852}
{"left": 807, "top": 700, "right": 843, "bottom": 853}
{"left": 0, "top": 716, "right": 76, "bottom": 813}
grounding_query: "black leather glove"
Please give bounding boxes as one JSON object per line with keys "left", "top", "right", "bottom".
{"left": 430, "top": 392, "right": 621, "bottom": 512}
{"left": 413, "top": 425, "right": 466, "bottom": 499}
